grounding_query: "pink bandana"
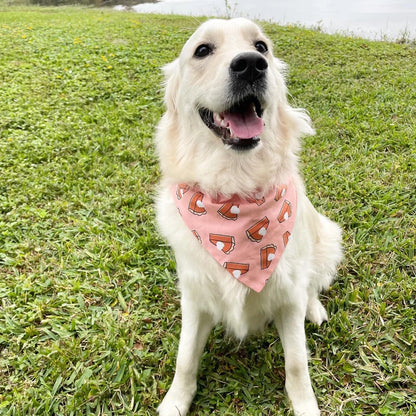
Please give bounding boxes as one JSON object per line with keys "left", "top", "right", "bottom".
{"left": 171, "top": 181, "right": 297, "bottom": 292}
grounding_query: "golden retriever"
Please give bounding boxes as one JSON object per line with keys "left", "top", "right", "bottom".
{"left": 155, "top": 18, "right": 343, "bottom": 416}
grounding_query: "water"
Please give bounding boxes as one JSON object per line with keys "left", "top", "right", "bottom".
{"left": 129, "top": 0, "right": 416, "bottom": 41}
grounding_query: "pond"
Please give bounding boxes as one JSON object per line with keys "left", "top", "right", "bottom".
{"left": 130, "top": 0, "right": 416, "bottom": 41}
{"left": 28, "top": 0, "right": 154, "bottom": 8}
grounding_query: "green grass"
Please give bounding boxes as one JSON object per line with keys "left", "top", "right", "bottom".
{"left": 0, "top": 6, "right": 415, "bottom": 416}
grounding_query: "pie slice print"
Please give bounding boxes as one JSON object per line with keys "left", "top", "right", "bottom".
{"left": 176, "top": 184, "right": 190, "bottom": 200}
{"left": 217, "top": 202, "right": 240, "bottom": 220}
{"left": 192, "top": 229, "right": 202, "bottom": 244}
{"left": 277, "top": 200, "right": 292, "bottom": 223}
{"left": 246, "top": 216, "right": 269, "bottom": 242}
{"left": 188, "top": 192, "right": 207, "bottom": 216}
{"left": 223, "top": 262, "right": 249, "bottom": 279}
{"left": 247, "top": 195, "right": 265, "bottom": 206}
{"left": 260, "top": 244, "right": 277, "bottom": 269}
{"left": 283, "top": 230, "right": 291, "bottom": 247}
{"left": 209, "top": 233, "right": 235, "bottom": 254}
{"left": 274, "top": 184, "right": 287, "bottom": 201}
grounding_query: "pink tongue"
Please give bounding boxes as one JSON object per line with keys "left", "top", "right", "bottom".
{"left": 223, "top": 109, "right": 263, "bottom": 139}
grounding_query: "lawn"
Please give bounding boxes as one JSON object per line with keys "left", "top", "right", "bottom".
{"left": 0, "top": 6, "right": 415, "bottom": 416}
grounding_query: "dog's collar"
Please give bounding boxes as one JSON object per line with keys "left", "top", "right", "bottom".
{"left": 171, "top": 181, "right": 297, "bottom": 292}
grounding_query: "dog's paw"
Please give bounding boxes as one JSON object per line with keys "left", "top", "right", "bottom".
{"left": 158, "top": 399, "right": 189, "bottom": 416}
{"left": 157, "top": 386, "right": 194, "bottom": 416}
{"left": 157, "top": 402, "right": 186, "bottom": 416}
{"left": 293, "top": 402, "right": 320, "bottom": 416}
{"left": 306, "top": 298, "right": 328, "bottom": 326}
{"left": 294, "top": 411, "right": 320, "bottom": 416}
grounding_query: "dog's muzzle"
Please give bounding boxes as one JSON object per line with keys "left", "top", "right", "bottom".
{"left": 199, "top": 52, "right": 268, "bottom": 151}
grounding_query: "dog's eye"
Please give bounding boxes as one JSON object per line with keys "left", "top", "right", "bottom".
{"left": 194, "top": 44, "right": 213, "bottom": 58}
{"left": 254, "top": 41, "right": 268, "bottom": 54}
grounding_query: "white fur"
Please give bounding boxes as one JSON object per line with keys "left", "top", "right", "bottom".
{"left": 155, "top": 18, "right": 343, "bottom": 416}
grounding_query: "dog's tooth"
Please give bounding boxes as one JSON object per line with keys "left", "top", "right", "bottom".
{"left": 221, "top": 120, "right": 229, "bottom": 128}
{"left": 213, "top": 113, "right": 222, "bottom": 126}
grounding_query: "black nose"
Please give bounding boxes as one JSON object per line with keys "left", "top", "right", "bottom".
{"left": 230, "top": 52, "right": 268, "bottom": 83}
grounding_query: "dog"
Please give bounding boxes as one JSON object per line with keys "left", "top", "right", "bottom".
{"left": 155, "top": 18, "right": 343, "bottom": 416}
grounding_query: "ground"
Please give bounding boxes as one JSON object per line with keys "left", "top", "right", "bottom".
{"left": 0, "top": 6, "right": 415, "bottom": 415}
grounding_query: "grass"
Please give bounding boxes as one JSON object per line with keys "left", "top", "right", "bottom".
{"left": 0, "top": 6, "right": 415, "bottom": 415}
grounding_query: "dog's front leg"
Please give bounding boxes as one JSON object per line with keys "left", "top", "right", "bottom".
{"left": 158, "top": 296, "right": 213, "bottom": 416}
{"left": 275, "top": 305, "right": 320, "bottom": 416}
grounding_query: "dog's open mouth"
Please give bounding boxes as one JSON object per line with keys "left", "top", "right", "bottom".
{"left": 199, "top": 96, "right": 264, "bottom": 150}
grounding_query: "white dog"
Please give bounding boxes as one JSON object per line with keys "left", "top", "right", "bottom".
{"left": 155, "top": 18, "right": 343, "bottom": 416}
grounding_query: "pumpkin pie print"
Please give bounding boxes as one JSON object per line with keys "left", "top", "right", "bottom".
{"left": 283, "top": 230, "right": 291, "bottom": 247}
{"left": 170, "top": 181, "right": 297, "bottom": 293}
{"left": 209, "top": 233, "right": 235, "bottom": 254}
{"left": 224, "top": 262, "right": 250, "bottom": 279}
{"left": 246, "top": 216, "right": 269, "bottom": 242}
{"left": 277, "top": 200, "right": 292, "bottom": 223}
{"left": 176, "top": 184, "right": 190, "bottom": 200}
{"left": 192, "top": 230, "right": 202, "bottom": 244}
{"left": 188, "top": 192, "right": 207, "bottom": 216}
{"left": 260, "top": 244, "right": 277, "bottom": 269}
{"left": 217, "top": 202, "right": 240, "bottom": 220}
{"left": 274, "top": 184, "right": 287, "bottom": 201}
{"left": 247, "top": 195, "right": 265, "bottom": 206}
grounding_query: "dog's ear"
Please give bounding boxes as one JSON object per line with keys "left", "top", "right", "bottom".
{"left": 273, "top": 57, "right": 315, "bottom": 139}
{"left": 162, "top": 59, "right": 180, "bottom": 113}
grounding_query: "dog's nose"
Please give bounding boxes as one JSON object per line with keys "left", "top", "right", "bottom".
{"left": 230, "top": 52, "right": 268, "bottom": 83}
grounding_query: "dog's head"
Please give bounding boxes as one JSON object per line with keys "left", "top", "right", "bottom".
{"left": 158, "top": 18, "right": 314, "bottom": 193}
{"left": 163, "top": 18, "right": 289, "bottom": 151}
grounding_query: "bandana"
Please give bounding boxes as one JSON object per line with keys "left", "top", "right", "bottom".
{"left": 171, "top": 181, "right": 297, "bottom": 292}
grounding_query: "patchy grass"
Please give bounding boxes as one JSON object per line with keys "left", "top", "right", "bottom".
{"left": 0, "top": 7, "right": 415, "bottom": 416}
